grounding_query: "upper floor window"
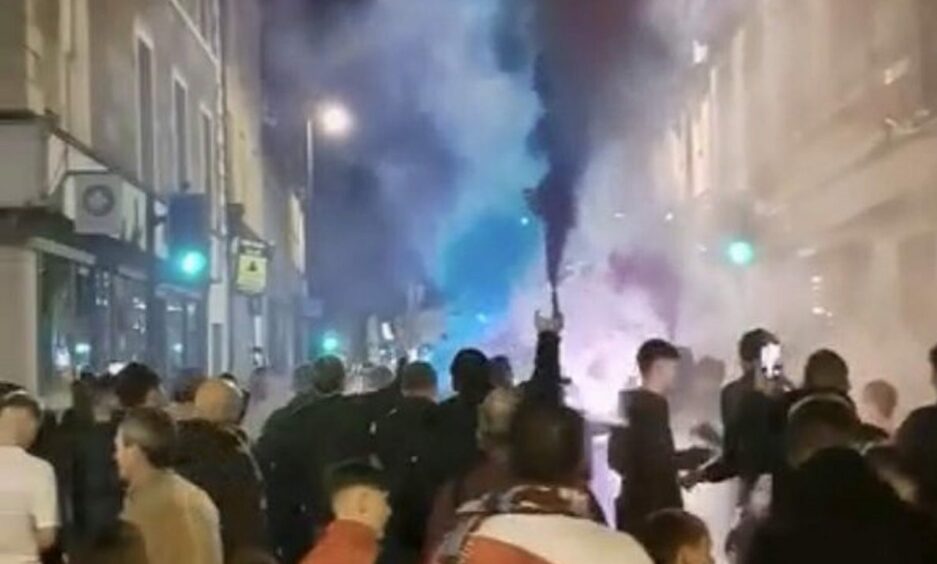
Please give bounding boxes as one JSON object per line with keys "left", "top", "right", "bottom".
{"left": 135, "top": 36, "right": 156, "bottom": 187}
{"left": 172, "top": 76, "right": 190, "bottom": 190}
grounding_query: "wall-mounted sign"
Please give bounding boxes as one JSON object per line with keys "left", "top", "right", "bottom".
{"left": 235, "top": 239, "right": 268, "bottom": 295}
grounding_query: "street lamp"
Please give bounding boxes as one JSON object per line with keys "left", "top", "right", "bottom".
{"left": 306, "top": 100, "right": 354, "bottom": 200}
{"left": 317, "top": 101, "right": 354, "bottom": 138}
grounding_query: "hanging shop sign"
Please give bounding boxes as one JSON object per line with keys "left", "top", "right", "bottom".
{"left": 235, "top": 239, "right": 268, "bottom": 295}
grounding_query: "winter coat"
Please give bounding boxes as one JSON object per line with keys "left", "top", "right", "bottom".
{"left": 373, "top": 397, "right": 438, "bottom": 563}
{"left": 896, "top": 403, "right": 937, "bottom": 520}
{"left": 255, "top": 394, "right": 375, "bottom": 563}
{"left": 745, "top": 448, "right": 937, "bottom": 564}
{"left": 64, "top": 418, "right": 124, "bottom": 547}
{"left": 175, "top": 419, "right": 267, "bottom": 562}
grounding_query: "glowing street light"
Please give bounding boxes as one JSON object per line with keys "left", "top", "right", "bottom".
{"left": 316, "top": 101, "right": 354, "bottom": 138}
{"left": 726, "top": 239, "right": 756, "bottom": 267}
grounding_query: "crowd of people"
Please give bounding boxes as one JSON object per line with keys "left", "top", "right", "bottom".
{"left": 2, "top": 317, "right": 937, "bottom": 564}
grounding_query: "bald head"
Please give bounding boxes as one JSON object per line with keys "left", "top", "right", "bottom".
{"left": 194, "top": 378, "right": 244, "bottom": 425}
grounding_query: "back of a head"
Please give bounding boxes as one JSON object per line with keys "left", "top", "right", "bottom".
{"left": 637, "top": 338, "right": 680, "bottom": 375}
{"left": 786, "top": 394, "right": 860, "bottom": 467}
{"left": 194, "top": 378, "right": 243, "bottom": 425}
{"left": 312, "top": 355, "right": 346, "bottom": 397}
{"left": 478, "top": 387, "right": 522, "bottom": 451}
{"left": 0, "top": 390, "right": 41, "bottom": 421}
{"left": 291, "top": 363, "right": 315, "bottom": 394}
{"left": 510, "top": 401, "right": 584, "bottom": 484}
{"left": 115, "top": 363, "right": 161, "bottom": 408}
{"left": 172, "top": 368, "right": 207, "bottom": 404}
{"left": 804, "top": 349, "right": 850, "bottom": 392}
{"left": 401, "top": 361, "right": 437, "bottom": 394}
{"left": 738, "top": 328, "right": 778, "bottom": 365}
{"left": 490, "top": 355, "right": 514, "bottom": 388}
{"left": 862, "top": 379, "right": 898, "bottom": 420}
{"left": 640, "top": 509, "right": 710, "bottom": 564}
{"left": 326, "top": 460, "right": 388, "bottom": 499}
{"left": 120, "top": 407, "right": 177, "bottom": 468}
{"left": 365, "top": 365, "right": 395, "bottom": 392}
{"left": 450, "top": 348, "right": 491, "bottom": 404}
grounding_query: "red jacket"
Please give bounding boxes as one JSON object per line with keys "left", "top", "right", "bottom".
{"left": 300, "top": 520, "right": 378, "bottom": 564}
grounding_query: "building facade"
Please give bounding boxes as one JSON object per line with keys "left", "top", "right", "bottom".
{"left": 656, "top": 0, "right": 937, "bottom": 391}
{"left": 0, "top": 0, "right": 307, "bottom": 400}
{"left": 224, "top": 0, "right": 309, "bottom": 379}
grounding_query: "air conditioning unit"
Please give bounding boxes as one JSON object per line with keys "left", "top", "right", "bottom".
{"left": 74, "top": 172, "right": 123, "bottom": 237}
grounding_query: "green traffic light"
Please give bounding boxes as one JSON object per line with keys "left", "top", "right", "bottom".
{"left": 321, "top": 333, "right": 341, "bottom": 354}
{"left": 726, "top": 240, "right": 756, "bottom": 266}
{"left": 178, "top": 249, "right": 208, "bottom": 277}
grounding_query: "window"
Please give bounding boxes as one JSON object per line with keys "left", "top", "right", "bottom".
{"left": 173, "top": 76, "right": 190, "bottom": 190}
{"left": 136, "top": 36, "right": 155, "bottom": 186}
{"left": 38, "top": 255, "right": 95, "bottom": 396}
{"left": 200, "top": 109, "right": 214, "bottom": 198}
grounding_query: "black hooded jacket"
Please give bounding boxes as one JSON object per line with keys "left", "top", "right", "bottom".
{"left": 175, "top": 419, "right": 267, "bottom": 562}
{"left": 746, "top": 448, "right": 937, "bottom": 564}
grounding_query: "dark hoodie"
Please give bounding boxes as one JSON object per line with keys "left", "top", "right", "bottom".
{"left": 609, "top": 389, "right": 709, "bottom": 533}
{"left": 175, "top": 419, "right": 267, "bottom": 562}
{"left": 746, "top": 448, "right": 937, "bottom": 564}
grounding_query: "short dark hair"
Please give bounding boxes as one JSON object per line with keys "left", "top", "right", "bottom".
{"left": 325, "top": 461, "right": 388, "bottom": 499}
{"left": 115, "top": 363, "right": 161, "bottom": 408}
{"left": 171, "top": 368, "right": 206, "bottom": 403}
{"left": 510, "top": 402, "right": 584, "bottom": 484}
{"left": 738, "top": 328, "right": 778, "bottom": 364}
{"left": 804, "top": 349, "right": 850, "bottom": 392}
{"left": 637, "top": 339, "right": 680, "bottom": 374}
{"left": 311, "top": 356, "right": 346, "bottom": 396}
{"left": 401, "top": 362, "right": 437, "bottom": 392}
{"left": 119, "top": 407, "right": 177, "bottom": 468}
{"left": 451, "top": 348, "right": 492, "bottom": 404}
{"left": 640, "top": 509, "right": 710, "bottom": 564}
{"left": 786, "top": 394, "right": 859, "bottom": 465}
{"left": 862, "top": 380, "right": 898, "bottom": 419}
{"left": 0, "top": 390, "right": 42, "bottom": 420}
{"left": 929, "top": 344, "right": 937, "bottom": 372}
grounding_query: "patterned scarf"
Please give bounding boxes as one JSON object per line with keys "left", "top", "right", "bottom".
{"left": 435, "top": 485, "right": 595, "bottom": 563}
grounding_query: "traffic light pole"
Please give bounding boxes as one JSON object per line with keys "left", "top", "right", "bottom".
{"left": 144, "top": 191, "right": 164, "bottom": 371}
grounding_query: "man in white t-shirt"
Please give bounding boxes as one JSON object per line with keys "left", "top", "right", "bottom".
{"left": 0, "top": 390, "right": 58, "bottom": 563}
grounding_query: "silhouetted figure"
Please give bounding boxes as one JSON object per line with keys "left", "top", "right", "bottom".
{"left": 746, "top": 397, "right": 937, "bottom": 564}
{"left": 896, "top": 344, "right": 937, "bottom": 521}
{"left": 175, "top": 378, "right": 267, "bottom": 562}
{"left": 431, "top": 349, "right": 492, "bottom": 481}
{"left": 610, "top": 340, "right": 710, "bottom": 534}
{"left": 374, "top": 362, "right": 439, "bottom": 564}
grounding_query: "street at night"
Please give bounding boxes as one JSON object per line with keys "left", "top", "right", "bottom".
{"left": 1, "top": 1, "right": 937, "bottom": 563}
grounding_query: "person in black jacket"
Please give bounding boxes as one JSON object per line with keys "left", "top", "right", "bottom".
{"left": 610, "top": 339, "right": 710, "bottom": 534}
{"left": 746, "top": 396, "right": 937, "bottom": 564}
{"left": 175, "top": 378, "right": 267, "bottom": 562}
{"left": 60, "top": 376, "right": 124, "bottom": 554}
{"left": 684, "top": 329, "right": 787, "bottom": 504}
{"left": 431, "top": 349, "right": 492, "bottom": 482}
{"left": 255, "top": 357, "right": 348, "bottom": 563}
{"left": 374, "top": 361, "right": 440, "bottom": 564}
{"left": 896, "top": 343, "right": 937, "bottom": 522}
